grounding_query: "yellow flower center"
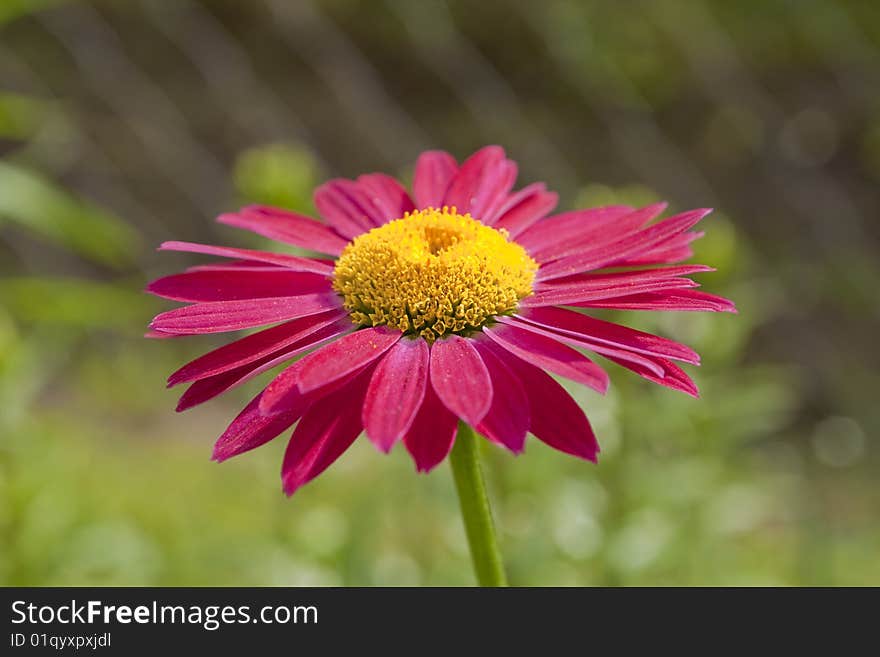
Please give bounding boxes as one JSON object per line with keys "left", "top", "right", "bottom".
{"left": 332, "top": 207, "right": 538, "bottom": 342}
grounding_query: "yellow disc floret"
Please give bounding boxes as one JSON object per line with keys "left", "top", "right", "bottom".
{"left": 332, "top": 207, "right": 538, "bottom": 342}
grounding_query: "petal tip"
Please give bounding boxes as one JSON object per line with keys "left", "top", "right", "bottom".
{"left": 215, "top": 212, "right": 240, "bottom": 226}
{"left": 281, "top": 476, "right": 305, "bottom": 497}
{"left": 372, "top": 438, "right": 397, "bottom": 455}
{"left": 413, "top": 460, "right": 443, "bottom": 474}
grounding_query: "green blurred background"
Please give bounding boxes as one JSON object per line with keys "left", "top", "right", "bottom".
{"left": 1, "top": 0, "right": 878, "bottom": 586}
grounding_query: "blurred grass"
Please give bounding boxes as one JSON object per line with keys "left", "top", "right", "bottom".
{"left": 0, "top": 0, "right": 878, "bottom": 586}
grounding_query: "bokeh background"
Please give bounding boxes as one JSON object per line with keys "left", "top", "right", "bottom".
{"left": 1, "top": 0, "right": 878, "bottom": 586}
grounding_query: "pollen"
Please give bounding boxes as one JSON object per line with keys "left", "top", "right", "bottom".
{"left": 332, "top": 207, "right": 538, "bottom": 342}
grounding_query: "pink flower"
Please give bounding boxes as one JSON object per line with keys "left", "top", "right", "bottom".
{"left": 147, "top": 146, "right": 735, "bottom": 495}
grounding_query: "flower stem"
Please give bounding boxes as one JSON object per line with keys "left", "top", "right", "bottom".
{"left": 449, "top": 421, "right": 508, "bottom": 587}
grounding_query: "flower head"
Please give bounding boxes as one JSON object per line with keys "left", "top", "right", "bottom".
{"left": 333, "top": 206, "right": 537, "bottom": 341}
{"left": 147, "top": 146, "right": 735, "bottom": 495}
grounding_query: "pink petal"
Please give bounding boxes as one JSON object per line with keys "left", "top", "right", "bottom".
{"left": 575, "top": 289, "right": 737, "bottom": 313}
{"left": 185, "top": 260, "right": 289, "bottom": 273}
{"left": 484, "top": 182, "right": 545, "bottom": 224}
{"left": 617, "top": 231, "right": 704, "bottom": 266}
{"left": 442, "top": 145, "right": 507, "bottom": 215}
{"left": 174, "top": 358, "right": 284, "bottom": 412}
{"left": 146, "top": 269, "right": 331, "bottom": 303}
{"left": 621, "top": 246, "right": 694, "bottom": 266}
{"left": 488, "top": 183, "right": 559, "bottom": 236}
{"left": 403, "top": 385, "right": 458, "bottom": 473}
{"left": 149, "top": 293, "right": 343, "bottom": 334}
{"left": 144, "top": 330, "right": 180, "bottom": 339}
{"left": 259, "top": 326, "right": 401, "bottom": 413}
{"left": 413, "top": 150, "right": 458, "bottom": 209}
{"left": 362, "top": 338, "right": 429, "bottom": 452}
{"left": 515, "top": 205, "right": 635, "bottom": 254}
{"left": 529, "top": 203, "right": 667, "bottom": 263}
{"left": 488, "top": 341, "right": 598, "bottom": 462}
{"left": 498, "top": 315, "right": 666, "bottom": 377}
{"left": 471, "top": 339, "right": 530, "bottom": 453}
{"left": 217, "top": 206, "right": 348, "bottom": 255}
{"left": 167, "top": 310, "right": 347, "bottom": 386}
{"left": 158, "top": 241, "right": 334, "bottom": 275}
{"left": 604, "top": 353, "right": 699, "bottom": 397}
{"left": 483, "top": 323, "right": 608, "bottom": 393}
{"left": 314, "top": 179, "right": 385, "bottom": 239}
{"left": 212, "top": 392, "right": 309, "bottom": 462}
{"left": 429, "top": 335, "right": 492, "bottom": 425}
{"left": 357, "top": 173, "right": 415, "bottom": 223}
{"left": 471, "top": 159, "right": 518, "bottom": 221}
{"left": 175, "top": 320, "right": 354, "bottom": 411}
{"left": 537, "top": 208, "right": 712, "bottom": 281}
{"left": 293, "top": 326, "right": 401, "bottom": 394}
{"left": 259, "top": 363, "right": 359, "bottom": 417}
{"left": 535, "top": 264, "right": 714, "bottom": 290}
{"left": 523, "top": 279, "right": 700, "bottom": 308}
{"left": 513, "top": 306, "right": 700, "bottom": 364}
{"left": 281, "top": 367, "right": 374, "bottom": 496}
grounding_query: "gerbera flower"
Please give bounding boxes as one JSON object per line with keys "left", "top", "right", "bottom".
{"left": 147, "top": 145, "right": 735, "bottom": 496}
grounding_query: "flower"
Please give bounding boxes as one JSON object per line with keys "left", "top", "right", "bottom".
{"left": 147, "top": 145, "right": 735, "bottom": 495}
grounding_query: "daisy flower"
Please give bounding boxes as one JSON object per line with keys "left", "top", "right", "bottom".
{"left": 148, "top": 145, "right": 735, "bottom": 497}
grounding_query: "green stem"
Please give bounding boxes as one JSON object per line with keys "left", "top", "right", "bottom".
{"left": 449, "top": 422, "right": 508, "bottom": 587}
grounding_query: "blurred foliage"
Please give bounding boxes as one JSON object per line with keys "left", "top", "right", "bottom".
{"left": 0, "top": 277, "right": 147, "bottom": 329}
{"left": 0, "top": 162, "right": 139, "bottom": 267}
{"left": 0, "top": 0, "right": 65, "bottom": 27}
{"left": 233, "top": 144, "right": 321, "bottom": 214}
{"left": 0, "top": 92, "right": 49, "bottom": 139}
{"left": 0, "top": 0, "right": 878, "bottom": 586}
